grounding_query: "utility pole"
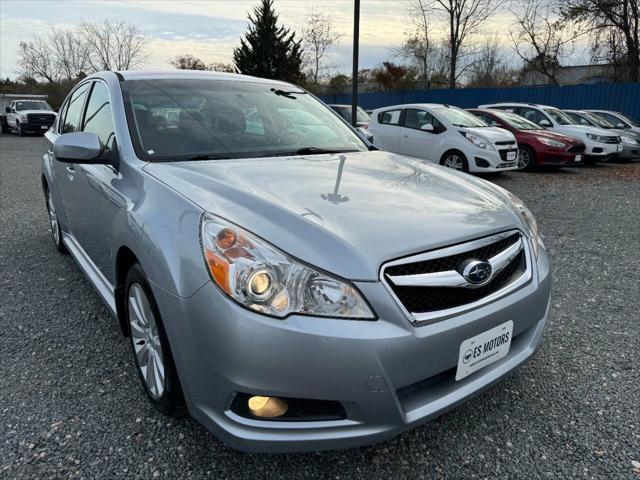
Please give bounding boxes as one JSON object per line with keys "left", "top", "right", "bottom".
{"left": 351, "top": 0, "right": 360, "bottom": 127}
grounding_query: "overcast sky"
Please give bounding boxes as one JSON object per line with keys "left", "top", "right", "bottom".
{"left": 0, "top": 0, "right": 588, "bottom": 79}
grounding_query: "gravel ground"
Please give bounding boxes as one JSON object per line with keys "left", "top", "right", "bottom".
{"left": 1, "top": 134, "right": 639, "bottom": 479}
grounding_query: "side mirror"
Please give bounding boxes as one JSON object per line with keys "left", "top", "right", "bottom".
{"left": 617, "top": 122, "right": 626, "bottom": 129}
{"left": 538, "top": 119, "right": 551, "bottom": 128}
{"left": 5, "top": 107, "right": 10, "bottom": 114}
{"left": 421, "top": 123, "right": 435, "bottom": 132}
{"left": 53, "top": 132, "right": 104, "bottom": 163}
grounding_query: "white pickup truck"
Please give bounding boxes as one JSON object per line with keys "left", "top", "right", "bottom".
{"left": 1, "top": 94, "right": 57, "bottom": 136}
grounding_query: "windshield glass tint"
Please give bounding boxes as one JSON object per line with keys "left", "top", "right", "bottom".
{"left": 122, "top": 79, "right": 367, "bottom": 160}
{"left": 618, "top": 113, "right": 640, "bottom": 127}
{"left": 544, "top": 109, "right": 573, "bottom": 125}
{"left": 491, "top": 110, "right": 539, "bottom": 130}
{"left": 15, "top": 101, "right": 51, "bottom": 111}
{"left": 436, "top": 108, "right": 487, "bottom": 127}
{"left": 583, "top": 112, "right": 614, "bottom": 129}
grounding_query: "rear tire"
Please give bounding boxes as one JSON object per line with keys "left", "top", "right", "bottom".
{"left": 0, "top": 118, "right": 9, "bottom": 134}
{"left": 440, "top": 150, "right": 469, "bottom": 172}
{"left": 518, "top": 145, "right": 537, "bottom": 171}
{"left": 125, "top": 264, "right": 186, "bottom": 416}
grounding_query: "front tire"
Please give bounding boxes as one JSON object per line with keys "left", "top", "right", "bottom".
{"left": 125, "top": 264, "right": 185, "bottom": 416}
{"left": 46, "top": 189, "right": 67, "bottom": 254}
{"left": 440, "top": 150, "right": 469, "bottom": 172}
{"left": 17, "top": 121, "right": 26, "bottom": 137}
{"left": 518, "top": 145, "right": 536, "bottom": 171}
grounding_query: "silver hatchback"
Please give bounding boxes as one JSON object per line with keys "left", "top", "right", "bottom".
{"left": 42, "top": 70, "right": 551, "bottom": 452}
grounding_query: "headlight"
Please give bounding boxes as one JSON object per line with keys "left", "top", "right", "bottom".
{"left": 504, "top": 192, "right": 543, "bottom": 259}
{"left": 536, "top": 137, "right": 566, "bottom": 148}
{"left": 460, "top": 131, "right": 495, "bottom": 151}
{"left": 200, "top": 214, "right": 375, "bottom": 319}
{"left": 19, "top": 114, "right": 29, "bottom": 121}
{"left": 586, "top": 133, "right": 608, "bottom": 143}
{"left": 621, "top": 135, "right": 637, "bottom": 144}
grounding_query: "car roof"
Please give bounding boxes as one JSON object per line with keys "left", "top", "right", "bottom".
{"left": 88, "top": 69, "right": 295, "bottom": 89}
{"left": 372, "top": 103, "right": 456, "bottom": 113}
{"left": 480, "top": 102, "right": 556, "bottom": 109}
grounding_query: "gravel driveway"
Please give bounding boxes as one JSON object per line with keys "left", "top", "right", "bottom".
{"left": 1, "top": 134, "right": 638, "bottom": 479}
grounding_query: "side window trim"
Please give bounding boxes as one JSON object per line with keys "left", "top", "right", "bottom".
{"left": 60, "top": 80, "right": 92, "bottom": 134}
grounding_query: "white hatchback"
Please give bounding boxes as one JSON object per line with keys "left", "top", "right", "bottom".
{"left": 368, "top": 104, "right": 519, "bottom": 173}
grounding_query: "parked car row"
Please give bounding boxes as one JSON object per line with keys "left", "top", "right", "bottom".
{"left": 366, "top": 101, "right": 639, "bottom": 173}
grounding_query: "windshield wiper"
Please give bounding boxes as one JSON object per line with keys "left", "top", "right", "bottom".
{"left": 184, "top": 154, "right": 232, "bottom": 161}
{"left": 254, "top": 147, "right": 361, "bottom": 158}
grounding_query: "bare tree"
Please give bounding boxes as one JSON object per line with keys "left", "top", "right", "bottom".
{"left": 170, "top": 54, "right": 208, "bottom": 70}
{"left": 50, "top": 28, "right": 89, "bottom": 80}
{"left": 426, "top": 0, "right": 500, "bottom": 88}
{"left": 467, "top": 36, "right": 519, "bottom": 87}
{"left": 79, "top": 20, "right": 148, "bottom": 71}
{"left": 398, "top": 0, "right": 435, "bottom": 87}
{"left": 302, "top": 7, "right": 341, "bottom": 84}
{"left": 509, "top": 0, "right": 575, "bottom": 85}
{"left": 562, "top": 0, "right": 640, "bottom": 82}
{"left": 18, "top": 35, "right": 59, "bottom": 83}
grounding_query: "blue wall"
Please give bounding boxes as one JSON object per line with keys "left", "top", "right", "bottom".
{"left": 320, "top": 83, "right": 640, "bottom": 120}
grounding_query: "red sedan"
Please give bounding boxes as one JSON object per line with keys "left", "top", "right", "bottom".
{"left": 468, "top": 108, "right": 586, "bottom": 170}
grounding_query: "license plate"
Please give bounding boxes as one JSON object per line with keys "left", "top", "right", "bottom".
{"left": 41, "top": 126, "right": 49, "bottom": 130}
{"left": 575, "top": 154, "right": 582, "bottom": 162}
{"left": 456, "top": 321, "right": 513, "bottom": 381}
{"left": 617, "top": 144, "right": 623, "bottom": 151}
{"left": 507, "top": 151, "right": 517, "bottom": 161}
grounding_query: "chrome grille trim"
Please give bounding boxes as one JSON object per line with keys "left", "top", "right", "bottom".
{"left": 380, "top": 230, "right": 533, "bottom": 326}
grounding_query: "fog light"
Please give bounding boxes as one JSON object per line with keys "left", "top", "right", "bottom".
{"left": 248, "top": 396, "right": 288, "bottom": 418}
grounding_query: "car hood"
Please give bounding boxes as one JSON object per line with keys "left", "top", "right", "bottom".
{"left": 143, "top": 151, "right": 524, "bottom": 281}
{"left": 527, "top": 129, "right": 582, "bottom": 144}
{"left": 15, "top": 110, "right": 56, "bottom": 116}
{"left": 555, "top": 124, "right": 611, "bottom": 138}
{"left": 460, "top": 126, "right": 515, "bottom": 143}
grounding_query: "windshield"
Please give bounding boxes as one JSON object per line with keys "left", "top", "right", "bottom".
{"left": 544, "top": 108, "right": 573, "bottom": 125}
{"left": 122, "top": 79, "right": 368, "bottom": 161}
{"left": 436, "top": 107, "right": 487, "bottom": 128}
{"left": 15, "top": 100, "right": 51, "bottom": 111}
{"left": 490, "top": 110, "right": 540, "bottom": 130}
{"left": 618, "top": 113, "right": 640, "bottom": 127}
{"left": 582, "top": 112, "right": 615, "bottom": 129}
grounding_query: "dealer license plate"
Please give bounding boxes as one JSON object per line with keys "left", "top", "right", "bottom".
{"left": 507, "top": 151, "right": 517, "bottom": 161}
{"left": 455, "top": 321, "right": 513, "bottom": 381}
{"left": 575, "top": 154, "right": 582, "bottom": 162}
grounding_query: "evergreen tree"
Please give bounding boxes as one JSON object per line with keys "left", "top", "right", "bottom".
{"left": 233, "top": 0, "right": 304, "bottom": 83}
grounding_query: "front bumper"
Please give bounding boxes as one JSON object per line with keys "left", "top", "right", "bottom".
{"left": 537, "top": 148, "right": 584, "bottom": 166}
{"left": 150, "top": 244, "right": 551, "bottom": 453}
{"left": 617, "top": 143, "right": 640, "bottom": 159}
{"left": 469, "top": 147, "right": 519, "bottom": 172}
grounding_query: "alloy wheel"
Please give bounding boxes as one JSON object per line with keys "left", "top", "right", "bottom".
{"left": 443, "top": 154, "right": 464, "bottom": 170}
{"left": 128, "top": 283, "right": 166, "bottom": 399}
{"left": 518, "top": 150, "right": 530, "bottom": 169}
{"left": 47, "top": 191, "right": 60, "bottom": 245}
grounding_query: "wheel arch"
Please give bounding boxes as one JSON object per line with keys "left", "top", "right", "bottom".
{"left": 439, "top": 148, "right": 468, "bottom": 163}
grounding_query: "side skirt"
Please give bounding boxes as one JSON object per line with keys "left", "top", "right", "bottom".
{"left": 62, "top": 232, "right": 117, "bottom": 316}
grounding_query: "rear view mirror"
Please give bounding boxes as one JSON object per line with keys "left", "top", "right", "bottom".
{"left": 53, "top": 132, "right": 104, "bottom": 163}
{"left": 421, "top": 123, "right": 435, "bottom": 132}
{"left": 539, "top": 119, "right": 551, "bottom": 127}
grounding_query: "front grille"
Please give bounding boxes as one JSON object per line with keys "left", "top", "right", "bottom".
{"left": 381, "top": 231, "right": 530, "bottom": 324}
{"left": 495, "top": 140, "right": 517, "bottom": 146}
{"left": 27, "top": 114, "right": 55, "bottom": 127}
{"left": 567, "top": 144, "right": 586, "bottom": 153}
